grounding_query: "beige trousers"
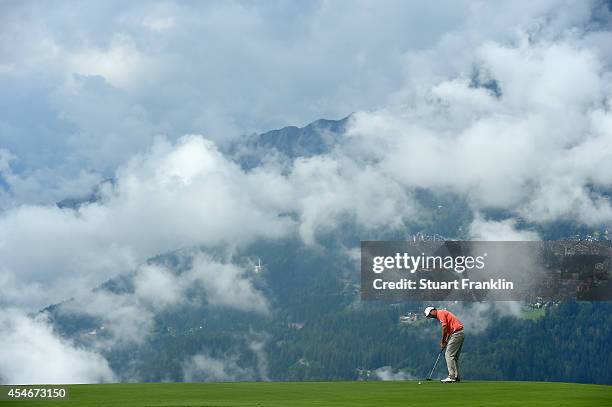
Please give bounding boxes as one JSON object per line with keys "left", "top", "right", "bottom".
{"left": 445, "top": 330, "right": 465, "bottom": 379}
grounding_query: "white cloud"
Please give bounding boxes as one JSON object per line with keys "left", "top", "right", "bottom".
{"left": 56, "top": 252, "right": 269, "bottom": 348}
{"left": 187, "top": 254, "right": 269, "bottom": 314}
{"left": 469, "top": 217, "right": 540, "bottom": 241}
{"left": 373, "top": 366, "right": 414, "bottom": 381}
{"left": 82, "top": 291, "right": 155, "bottom": 346}
{"left": 2, "top": 0, "right": 603, "bottom": 206}
{"left": 249, "top": 339, "right": 270, "bottom": 381}
{"left": 345, "top": 27, "right": 612, "bottom": 225}
{"left": 3, "top": 16, "right": 612, "bottom": 312}
{"left": 133, "top": 264, "right": 183, "bottom": 308}
{"left": 142, "top": 16, "right": 175, "bottom": 32}
{"left": 183, "top": 352, "right": 254, "bottom": 382}
{"left": 0, "top": 149, "right": 15, "bottom": 173}
{"left": 0, "top": 135, "right": 291, "bottom": 311}
{"left": 290, "top": 155, "right": 415, "bottom": 244}
{"left": 449, "top": 301, "right": 523, "bottom": 333}
{"left": 68, "top": 34, "right": 146, "bottom": 89}
{"left": 0, "top": 310, "right": 114, "bottom": 384}
{"left": 0, "top": 162, "right": 101, "bottom": 210}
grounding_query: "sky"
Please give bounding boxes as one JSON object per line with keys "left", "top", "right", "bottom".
{"left": 1, "top": 0, "right": 612, "bottom": 384}
{"left": 2, "top": 0, "right": 607, "bottom": 206}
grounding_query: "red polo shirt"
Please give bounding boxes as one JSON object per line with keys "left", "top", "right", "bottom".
{"left": 435, "top": 309, "right": 463, "bottom": 333}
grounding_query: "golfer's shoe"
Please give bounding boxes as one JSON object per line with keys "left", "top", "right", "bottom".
{"left": 440, "top": 377, "right": 456, "bottom": 383}
{"left": 455, "top": 376, "right": 461, "bottom": 382}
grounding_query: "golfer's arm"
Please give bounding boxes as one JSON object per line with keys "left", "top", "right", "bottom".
{"left": 441, "top": 325, "right": 449, "bottom": 345}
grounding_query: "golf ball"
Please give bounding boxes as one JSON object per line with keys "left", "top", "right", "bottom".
{"left": 418, "top": 382, "right": 422, "bottom": 385}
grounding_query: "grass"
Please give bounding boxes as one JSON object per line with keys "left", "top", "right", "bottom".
{"left": 1, "top": 381, "right": 611, "bottom": 407}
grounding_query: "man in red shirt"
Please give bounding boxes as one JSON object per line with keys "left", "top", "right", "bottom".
{"left": 424, "top": 306, "right": 464, "bottom": 383}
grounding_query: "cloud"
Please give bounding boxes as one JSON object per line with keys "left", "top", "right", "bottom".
{"left": 249, "top": 338, "right": 270, "bottom": 381}
{"left": 187, "top": 254, "right": 269, "bottom": 314}
{"left": 4, "top": 13, "right": 612, "bottom": 310}
{"left": 468, "top": 217, "right": 540, "bottom": 241}
{"left": 68, "top": 34, "right": 146, "bottom": 89}
{"left": 425, "top": 302, "right": 523, "bottom": 334}
{"left": 344, "top": 24, "right": 612, "bottom": 226}
{"left": 133, "top": 264, "right": 183, "bottom": 309}
{"left": 183, "top": 352, "right": 255, "bottom": 382}
{"left": 373, "top": 366, "right": 414, "bottom": 381}
{"left": 0, "top": 1, "right": 609, "bottom": 303}
{"left": 0, "top": 310, "right": 114, "bottom": 384}
{"left": 289, "top": 155, "right": 416, "bottom": 244}
{"left": 65, "top": 289, "right": 156, "bottom": 347}
{"left": 461, "top": 302, "right": 523, "bottom": 333}
{"left": 0, "top": 135, "right": 292, "bottom": 311}
{"left": 1, "top": 0, "right": 603, "bottom": 206}
{"left": 0, "top": 143, "right": 101, "bottom": 210}
{"left": 45, "top": 251, "right": 270, "bottom": 348}
{"left": 181, "top": 333, "right": 270, "bottom": 382}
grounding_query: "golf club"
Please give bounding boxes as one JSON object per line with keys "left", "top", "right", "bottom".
{"left": 425, "top": 347, "right": 446, "bottom": 381}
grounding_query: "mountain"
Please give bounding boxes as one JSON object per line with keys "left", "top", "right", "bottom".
{"left": 56, "top": 178, "right": 115, "bottom": 209}
{"left": 224, "top": 115, "right": 351, "bottom": 169}
{"left": 55, "top": 116, "right": 351, "bottom": 210}
{"left": 44, "top": 117, "right": 612, "bottom": 385}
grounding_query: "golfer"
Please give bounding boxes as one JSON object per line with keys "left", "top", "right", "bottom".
{"left": 424, "top": 306, "right": 464, "bottom": 383}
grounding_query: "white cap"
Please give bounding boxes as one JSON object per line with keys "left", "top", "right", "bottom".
{"left": 424, "top": 306, "right": 435, "bottom": 317}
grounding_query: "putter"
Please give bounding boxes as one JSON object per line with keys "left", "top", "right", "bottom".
{"left": 425, "top": 347, "right": 446, "bottom": 381}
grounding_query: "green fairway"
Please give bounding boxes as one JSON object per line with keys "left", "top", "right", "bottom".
{"left": 1, "top": 381, "right": 610, "bottom": 407}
